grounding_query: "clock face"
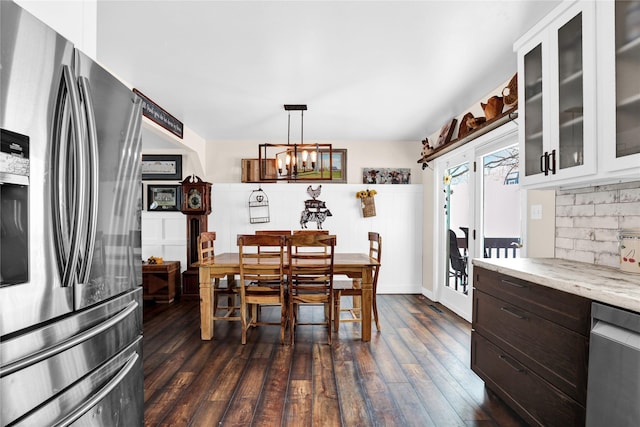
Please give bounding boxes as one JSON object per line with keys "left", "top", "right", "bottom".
{"left": 188, "top": 188, "right": 202, "bottom": 209}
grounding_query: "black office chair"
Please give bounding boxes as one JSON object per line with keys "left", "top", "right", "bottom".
{"left": 448, "top": 229, "right": 468, "bottom": 293}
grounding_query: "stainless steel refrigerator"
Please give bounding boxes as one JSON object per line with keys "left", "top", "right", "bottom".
{"left": 1, "top": 1, "right": 144, "bottom": 425}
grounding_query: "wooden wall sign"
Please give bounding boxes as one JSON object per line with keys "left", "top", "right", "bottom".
{"left": 133, "top": 88, "right": 184, "bottom": 139}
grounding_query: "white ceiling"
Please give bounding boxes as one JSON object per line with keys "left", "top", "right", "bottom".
{"left": 96, "top": 0, "right": 560, "bottom": 145}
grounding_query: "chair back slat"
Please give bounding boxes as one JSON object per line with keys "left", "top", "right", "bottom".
{"left": 198, "top": 231, "right": 217, "bottom": 263}
{"left": 255, "top": 230, "right": 293, "bottom": 236}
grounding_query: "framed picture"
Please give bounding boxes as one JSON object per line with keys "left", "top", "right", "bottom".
{"left": 362, "top": 168, "right": 411, "bottom": 184}
{"left": 318, "top": 148, "right": 347, "bottom": 183}
{"left": 147, "top": 185, "right": 181, "bottom": 211}
{"left": 142, "top": 154, "right": 182, "bottom": 180}
{"left": 436, "top": 118, "right": 457, "bottom": 147}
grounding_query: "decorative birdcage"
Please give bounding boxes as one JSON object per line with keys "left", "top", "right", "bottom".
{"left": 248, "top": 187, "right": 270, "bottom": 224}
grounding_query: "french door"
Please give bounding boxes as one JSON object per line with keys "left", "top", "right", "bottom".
{"left": 434, "top": 126, "right": 522, "bottom": 321}
{"left": 436, "top": 150, "right": 474, "bottom": 320}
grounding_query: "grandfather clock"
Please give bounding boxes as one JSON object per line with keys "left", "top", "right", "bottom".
{"left": 180, "top": 175, "right": 212, "bottom": 299}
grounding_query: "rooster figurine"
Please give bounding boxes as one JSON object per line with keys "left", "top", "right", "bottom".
{"left": 306, "top": 185, "right": 322, "bottom": 200}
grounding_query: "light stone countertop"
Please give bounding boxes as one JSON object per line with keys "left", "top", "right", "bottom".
{"left": 472, "top": 257, "right": 640, "bottom": 314}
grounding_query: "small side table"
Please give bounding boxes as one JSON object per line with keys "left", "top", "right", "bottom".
{"left": 142, "top": 261, "right": 181, "bottom": 303}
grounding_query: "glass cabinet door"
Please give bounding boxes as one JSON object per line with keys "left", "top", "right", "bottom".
{"left": 557, "top": 12, "right": 585, "bottom": 170}
{"left": 615, "top": 0, "right": 640, "bottom": 159}
{"left": 523, "top": 43, "right": 544, "bottom": 178}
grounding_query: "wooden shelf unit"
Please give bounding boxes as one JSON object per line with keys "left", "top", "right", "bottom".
{"left": 418, "top": 107, "right": 518, "bottom": 164}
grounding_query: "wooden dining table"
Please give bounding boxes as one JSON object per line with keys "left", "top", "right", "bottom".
{"left": 195, "top": 252, "right": 379, "bottom": 342}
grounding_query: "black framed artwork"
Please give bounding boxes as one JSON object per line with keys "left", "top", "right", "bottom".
{"left": 142, "top": 154, "right": 182, "bottom": 180}
{"left": 147, "top": 185, "right": 182, "bottom": 211}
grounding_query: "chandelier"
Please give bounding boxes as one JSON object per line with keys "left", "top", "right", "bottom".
{"left": 258, "top": 104, "right": 332, "bottom": 181}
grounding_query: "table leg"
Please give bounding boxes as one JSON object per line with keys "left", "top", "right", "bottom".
{"left": 200, "top": 266, "right": 213, "bottom": 340}
{"left": 361, "top": 267, "right": 372, "bottom": 342}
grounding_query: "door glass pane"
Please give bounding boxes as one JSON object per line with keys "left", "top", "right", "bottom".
{"left": 524, "top": 44, "right": 544, "bottom": 177}
{"left": 615, "top": 1, "right": 640, "bottom": 158}
{"left": 482, "top": 146, "right": 521, "bottom": 259}
{"left": 444, "top": 162, "right": 470, "bottom": 294}
{"left": 558, "top": 13, "right": 584, "bottom": 170}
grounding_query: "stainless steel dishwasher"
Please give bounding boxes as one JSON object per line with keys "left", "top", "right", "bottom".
{"left": 586, "top": 302, "right": 640, "bottom": 427}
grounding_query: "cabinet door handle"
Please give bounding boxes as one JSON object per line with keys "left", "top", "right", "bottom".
{"left": 500, "top": 279, "right": 526, "bottom": 289}
{"left": 499, "top": 354, "right": 525, "bottom": 373}
{"left": 501, "top": 306, "right": 527, "bottom": 320}
{"left": 548, "top": 149, "right": 556, "bottom": 175}
{"left": 540, "top": 152, "right": 547, "bottom": 175}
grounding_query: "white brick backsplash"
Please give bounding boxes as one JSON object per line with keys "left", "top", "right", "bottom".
{"left": 556, "top": 237, "right": 575, "bottom": 249}
{"left": 620, "top": 188, "right": 640, "bottom": 202}
{"left": 556, "top": 194, "right": 576, "bottom": 206}
{"left": 595, "top": 252, "right": 620, "bottom": 268}
{"left": 619, "top": 215, "right": 640, "bottom": 229}
{"left": 602, "top": 181, "right": 640, "bottom": 191}
{"left": 575, "top": 238, "right": 618, "bottom": 254}
{"left": 556, "top": 204, "right": 595, "bottom": 217}
{"left": 556, "top": 247, "right": 595, "bottom": 264}
{"left": 555, "top": 181, "right": 640, "bottom": 266}
{"left": 596, "top": 202, "right": 640, "bottom": 216}
{"left": 556, "top": 216, "right": 574, "bottom": 227}
{"left": 575, "top": 190, "right": 618, "bottom": 205}
{"left": 573, "top": 215, "right": 619, "bottom": 229}
{"left": 556, "top": 226, "right": 594, "bottom": 240}
{"left": 593, "top": 229, "right": 620, "bottom": 244}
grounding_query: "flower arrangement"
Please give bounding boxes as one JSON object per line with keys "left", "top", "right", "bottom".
{"left": 356, "top": 189, "right": 377, "bottom": 199}
{"left": 356, "top": 189, "right": 377, "bottom": 217}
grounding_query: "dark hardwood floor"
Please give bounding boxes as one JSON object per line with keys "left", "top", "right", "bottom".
{"left": 143, "top": 294, "right": 527, "bottom": 426}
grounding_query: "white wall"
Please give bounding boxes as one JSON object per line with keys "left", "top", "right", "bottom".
{"left": 203, "top": 140, "right": 422, "bottom": 185}
{"left": 141, "top": 211, "right": 186, "bottom": 265}
{"left": 142, "top": 183, "right": 423, "bottom": 294}
{"left": 16, "top": 0, "right": 97, "bottom": 58}
{"left": 212, "top": 183, "right": 422, "bottom": 294}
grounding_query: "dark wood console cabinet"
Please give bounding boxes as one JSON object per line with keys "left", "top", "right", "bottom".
{"left": 471, "top": 267, "right": 591, "bottom": 426}
{"left": 142, "top": 261, "right": 180, "bottom": 303}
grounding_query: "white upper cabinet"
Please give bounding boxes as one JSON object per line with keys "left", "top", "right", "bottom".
{"left": 597, "top": 0, "right": 640, "bottom": 177}
{"left": 516, "top": 0, "right": 597, "bottom": 188}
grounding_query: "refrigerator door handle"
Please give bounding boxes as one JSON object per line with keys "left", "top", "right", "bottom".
{"left": 51, "top": 352, "right": 139, "bottom": 427}
{"left": 52, "top": 64, "right": 86, "bottom": 288}
{"left": 0, "top": 299, "right": 138, "bottom": 377}
{"left": 77, "top": 76, "right": 99, "bottom": 285}
{"left": 123, "top": 97, "right": 143, "bottom": 284}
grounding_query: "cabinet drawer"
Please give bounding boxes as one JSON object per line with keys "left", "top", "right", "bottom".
{"left": 471, "top": 332, "right": 585, "bottom": 427}
{"left": 474, "top": 267, "right": 591, "bottom": 335}
{"left": 473, "top": 291, "right": 588, "bottom": 403}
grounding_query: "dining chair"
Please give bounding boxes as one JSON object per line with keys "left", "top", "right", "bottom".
{"left": 292, "top": 230, "right": 330, "bottom": 253}
{"left": 255, "top": 230, "right": 292, "bottom": 252}
{"left": 292, "top": 230, "right": 329, "bottom": 235}
{"left": 333, "top": 232, "right": 382, "bottom": 333}
{"left": 198, "top": 231, "right": 241, "bottom": 337}
{"left": 237, "top": 234, "right": 288, "bottom": 344}
{"left": 448, "top": 229, "right": 468, "bottom": 293}
{"left": 287, "top": 233, "right": 336, "bottom": 345}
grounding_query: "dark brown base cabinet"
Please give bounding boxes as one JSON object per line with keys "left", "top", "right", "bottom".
{"left": 471, "top": 267, "right": 591, "bottom": 426}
